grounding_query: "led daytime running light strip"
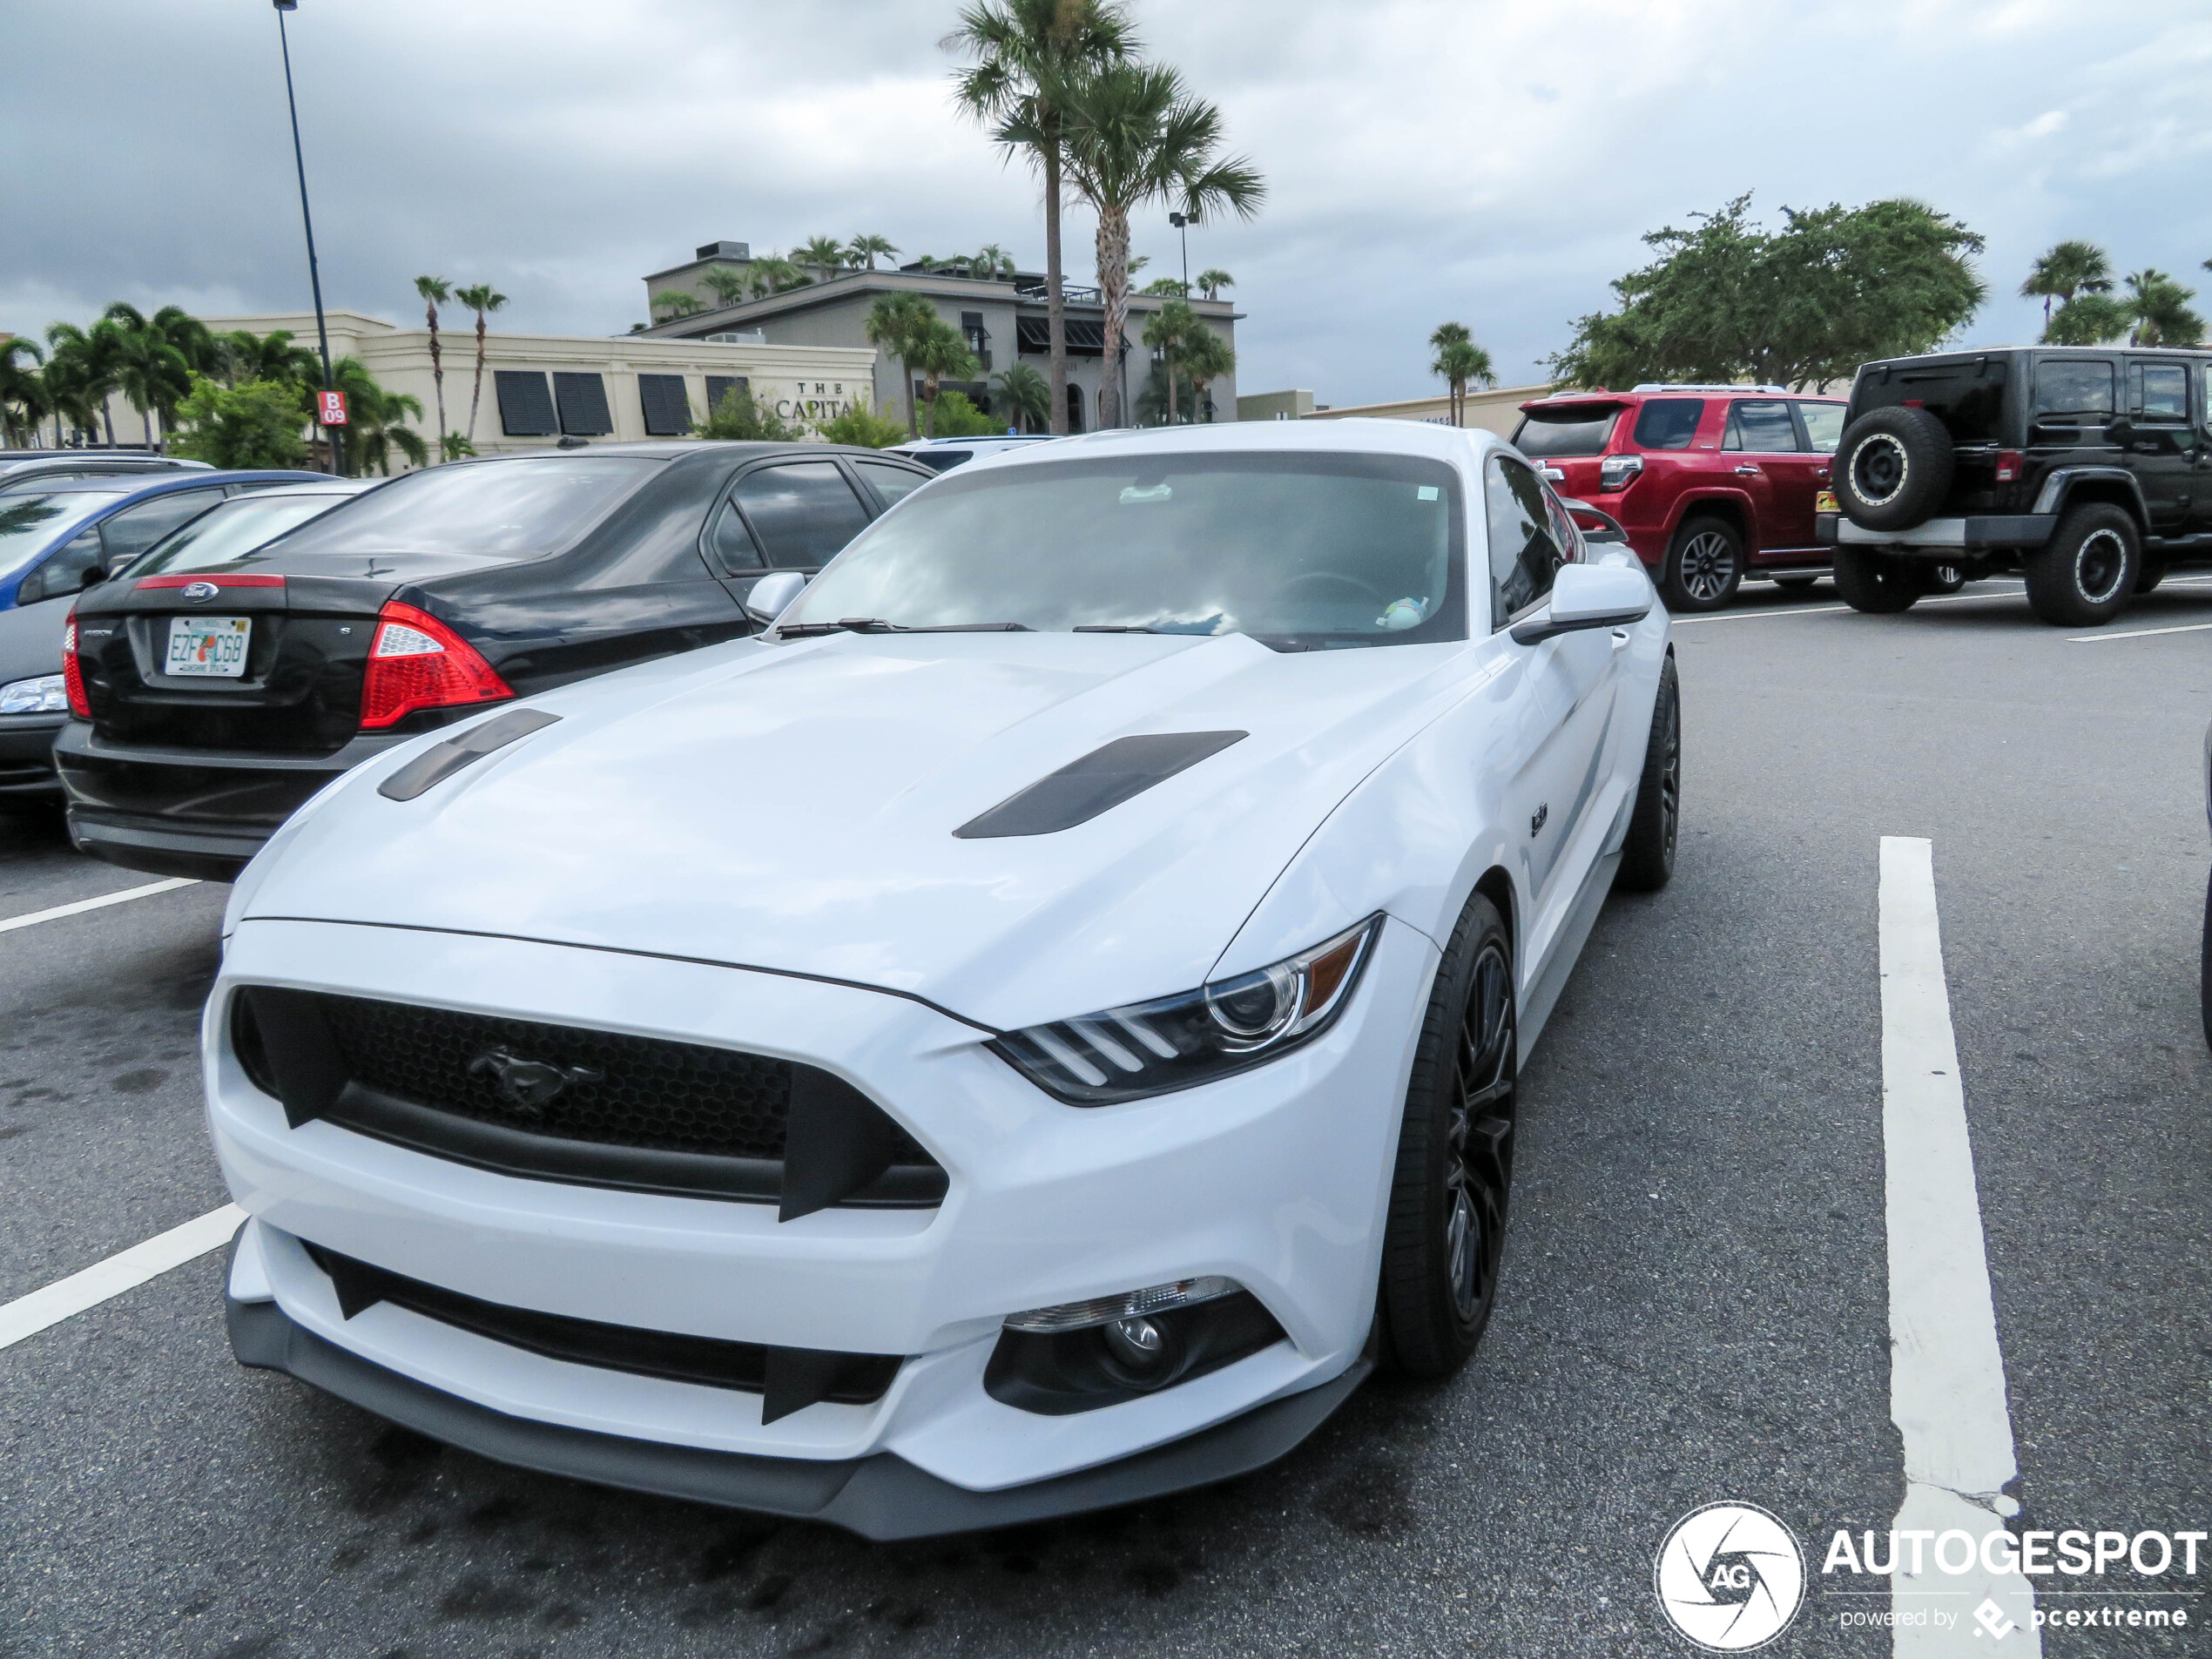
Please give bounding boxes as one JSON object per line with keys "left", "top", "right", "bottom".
{"left": 1004, "top": 1275, "right": 1240, "bottom": 1334}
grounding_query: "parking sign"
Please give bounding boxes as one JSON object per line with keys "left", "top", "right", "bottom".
{"left": 316, "top": 389, "right": 349, "bottom": 427}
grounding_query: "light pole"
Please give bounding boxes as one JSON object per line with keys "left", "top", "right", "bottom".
{"left": 1169, "top": 211, "right": 1190, "bottom": 295}
{"left": 273, "top": 0, "right": 342, "bottom": 475}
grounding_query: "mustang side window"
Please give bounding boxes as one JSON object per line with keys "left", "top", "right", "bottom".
{"left": 1485, "top": 455, "right": 1563, "bottom": 624}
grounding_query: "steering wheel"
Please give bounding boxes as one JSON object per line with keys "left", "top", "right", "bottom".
{"left": 1278, "top": 570, "right": 1390, "bottom": 607}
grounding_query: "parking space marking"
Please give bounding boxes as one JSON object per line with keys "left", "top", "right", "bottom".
{"left": 0, "top": 1204, "right": 244, "bottom": 1352}
{"left": 2066, "top": 620, "right": 2212, "bottom": 643}
{"left": 0, "top": 875, "right": 198, "bottom": 934}
{"left": 1878, "top": 837, "right": 2040, "bottom": 1653}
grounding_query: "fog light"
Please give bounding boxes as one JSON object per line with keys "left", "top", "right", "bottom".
{"left": 1103, "top": 1316, "right": 1165, "bottom": 1367}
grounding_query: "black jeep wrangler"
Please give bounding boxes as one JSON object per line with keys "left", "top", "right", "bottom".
{"left": 1815, "top": 346, "right": 2211, "bottom": 625}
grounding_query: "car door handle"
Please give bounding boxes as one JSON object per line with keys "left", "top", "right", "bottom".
{"left": 1733, "top": 464, "right": 1762, "bottom": 475}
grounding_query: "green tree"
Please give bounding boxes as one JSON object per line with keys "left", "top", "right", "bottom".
{"left": 1195, "top": 267, "right": 1233, "bottom": 300}
{"left": 1142, "top": 298, "right": 1199, "bottom": 424}
{"left": 2042, "top": 294, "right": 2130, "bottom": 346}
{"left": 846, "top": 233, "right": 900, "bottom": 271}
{"left": 2123, "top": 268, "right": 2203, "bottom": 347}
{"left": 215, "top": 328, "right": 320, "bottom": 388}
{"left": 946, "top": 0, "right": 1138, "bottom": 436}
{"left": 1428, "top": 321, "right": 1495, "bottom": 425}
{"left": 796, "top": 235, "right": 851, "bottom": 284}
{"left": 42, "top": 322, "right": 120, "bottom": 445}
{"left": 747, "top": 254, "right": 812, "bottom": 299}
{"left": 1551, "top": 194, "right": 1985, "bottom": 391}
{"left": 441, "top": 432, "right": 479, "bottom": 461}
{"left": 1141, "top": 276, "right": 1189, "bottom": 296}
{"left": 927, "top": 388, "right": 1001, "bottom": 437}
{"left": 909, "top": 317, "right": 979, "bottom": 438}
{"left": 453, "top": 284, "right": 509, "bottom": 445}
{"left": 866, "top": 292, "right": 938, "bottom": 437}
{"left": 330, "top": 357, "right": 426, "bottom": 476}
{"left": 1133, "top": 357, "right": 1195, "bottom": 426}
{"left": 2020, "top": 239, "right": 2112, "bottom": 331}
{"left": 98, "top": 305, "right": 192, "bottom": 450}
{"left": 415, "top": 276, "right": 452, "bottom": 460}
{"left": 1061, "top": 61, "right": 1264, "bottom": 428}
{"left": 818, "top": 398, "right": 909, "bottom": 448}
{"left": 699, "top": 267, "right": 752, "bottom": 309}
{"left": 654, "top": 289, "right": 706, "bottom": 319}
{"left": 0, "top": 336, "right": 50, "bottom": 448}
{"left": 969, "top": 243, "right": 1018, "bottom": 280}
{"left": 990, "top": 360, "right": 1052, "bottom": 432}
{"left": 1180, "top": 324, "right": 1234, "bottom": 421}
{"left": 171, "top": 374, "right": 310, "bottom": 469}
{"left": 698, "top": 383, "right": 799, "bottom": 442}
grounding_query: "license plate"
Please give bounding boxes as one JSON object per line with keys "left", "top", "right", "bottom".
{"left": 1814, "top": 489, "right": 1839, "bottom": 514}
{"left": 165, "top": 617, "right": 252, "bottom": 678}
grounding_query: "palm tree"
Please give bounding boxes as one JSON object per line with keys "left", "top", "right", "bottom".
{"left": 0, "top": 336, "right": 50, "bottom": 448}
{"left": 970, "top": 243, "right": 1017, "bottom": 281}
{"left": 2020, "top": 240, "right": 2113, "bottom": 329}
{"left": 698, "top": 268, "right": 752, "bottom": 309}
{"left": 796, "top": 235, "right": 851, "bottom": 284}
{"left": 98, "top": 305, "right": 193, "bottom": 449}
{"left": 654, "top": 289, "right": 707, "bottom": 319}
{"left": 454, "top": 284, "right": 508, "bottom": 445}
{"left": 1428, "top": 322, "right": 1494, "bottom": 426}
{"left": 2124, "top": 269, "right": 2204, "bottom": 347}
{"left": 1142, "top": 298, "right": 1198, "bottom": 424}
{"left": 846, "top": 234, "right": 900, "bottom": 271}
{"left": 42, "top": 323, "right": 120, "bottom": 446}
{"left": 866, "top": 292, "right": 937, "bottom": 437}
{"left": 908, "top": 319, "right": 978, "bottom": 438}
{"left": 990, "top": 361, "right": 1052, "bottom": 432}
{"left": 1195, "top": 267, "right": 1233, "bottom": 301}
{"left": 747, "top": 254, "right": 812, "bottom": 299}
{"left": 946, "top": 0, "right": 1138, "bottom": 437}
{"left": 217, "top": 328, "right": 320, "bottom": 388}
{"left": 1141, "top": 277, "right": 1189, "bottom": 297}
{"left": 1061, "top": 62, "right": 1264, "bottom": 428}
{"left": 413, "top": 276, "right": 452, "bottom": 462}
{"left": 331, "top": 356, "right": 427, "bottom": 476}
{"left": 1181, "top": 325, "right": 1234, "bottom": 421}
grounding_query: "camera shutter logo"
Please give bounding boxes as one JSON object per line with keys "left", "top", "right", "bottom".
{"left": 1654, "top": 1501, "right": 1805, "bottom": 1651}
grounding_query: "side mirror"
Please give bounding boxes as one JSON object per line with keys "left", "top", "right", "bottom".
{"left": 1509, "top": 561, "right": 1654, "bottom": 645}
{"left": 80, "top": 563, "right": 107, "bottom": 589}
{"left": 743, "top": 570, "right": 809, "bottom": 625}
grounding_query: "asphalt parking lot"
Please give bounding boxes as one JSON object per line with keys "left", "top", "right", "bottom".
{"left": 3, "top": 575, "right": 2208, "bottom": 1659}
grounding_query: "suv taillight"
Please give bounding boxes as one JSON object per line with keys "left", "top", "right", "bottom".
{"left": 1599, "top": 454, "right": 1644, "bottom": 492}
{"left": 359, "top": 601, "right": 511, "bottom": 730}
{"left": 61, "top": 611, "right": 89, "bottom": 718}
{"left": 1994, "top": 450, "right": 2023, "bottom": 482}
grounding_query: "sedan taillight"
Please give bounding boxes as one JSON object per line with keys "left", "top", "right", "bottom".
{"left": 61, "top": 611, "right": 90, "bottom": 718}
{"left": 359, "top": 601, "right": 511, "bottom": 730}
{"left": 1599, "top": 454, "right": 1644, "bottom": 492}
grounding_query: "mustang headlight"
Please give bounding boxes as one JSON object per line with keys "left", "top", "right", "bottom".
{"left": 0, "top": 673, "right": 68, "bottom": 715}
{"left": 990, "top": 915, "right": 1382, "bottom": 1105}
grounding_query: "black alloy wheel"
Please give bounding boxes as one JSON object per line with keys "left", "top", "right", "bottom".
{"left": 1661, "top": 516, "right": 1743, "bottom": 611}
{"left": 1834, "top": 406, "right": 1954, "bottom": 529}
{"left": 1617, "top": 653, "right": 1680, "bottom": 893}
{"left": 2023, "top": 502, "right": 2140, "bottom": 627}
{"left": 1380, "top": 894, "right": 1517, "bottom": 1378}
{"left": 1925, "top": 564, "right": 1966, "bottom": 595}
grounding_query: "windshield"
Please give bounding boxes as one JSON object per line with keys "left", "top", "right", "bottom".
{"left": 0, "top": 491, "right": 128, "bottom": 583}
{"left": 781, "top": 451, "right": 1465, "bottom": 650}
{"left": 266, "top": 456, "right": 660, "bottom": 561}
{"left": 132, "top": 492, "right": 354, "bottom": 576}
{"left": 1512, "top": 408, "right": 1619, "bottom": 457}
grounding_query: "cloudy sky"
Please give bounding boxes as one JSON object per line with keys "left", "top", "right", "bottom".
{"left": 8, "top": 0, "right": 2211, "bottom": 406}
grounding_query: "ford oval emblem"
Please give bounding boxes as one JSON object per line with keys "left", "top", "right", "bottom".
{"left": 181, "top": 581, "right": 219, "bottom": 603}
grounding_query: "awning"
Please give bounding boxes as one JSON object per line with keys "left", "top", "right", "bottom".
{"left": 1016, "top": 316, "right": 1110, "bottom": 355}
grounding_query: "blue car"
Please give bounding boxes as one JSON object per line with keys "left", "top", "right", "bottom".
{"left": 0, "top": 469, "right": 326, "bottom": 611}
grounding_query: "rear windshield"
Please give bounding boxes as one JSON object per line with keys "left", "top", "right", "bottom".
{"left": 0, "top": 491, "right": 128, "bottom": 583}
{"left": 1630, "top": 399, "right": 1704, "bottom": 450}
{"left": 132, "top": 492, "right": 354, "bottom": 576}
{"left": 1854, "top": 359, "right": 2009, "bottom": 442}
{"left": 267, "top": 456, "right": 660, "bottom": 560}
{"left": 1512, "top": 408, "right": 1618, "bottom": 457}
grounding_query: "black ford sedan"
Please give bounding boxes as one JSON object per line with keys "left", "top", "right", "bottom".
{"left": 57, "top": 442, "right": 934, "bottom": 878}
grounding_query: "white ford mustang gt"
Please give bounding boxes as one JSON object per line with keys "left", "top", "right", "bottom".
{"left": 208, "top": 419, "right": 1678, "bottom": 1539}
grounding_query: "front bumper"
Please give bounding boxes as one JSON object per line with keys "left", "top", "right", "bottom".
{"left": 0, "top": 712, "right": 65, "bottom": 797}
{"left": 207, "top": 915, "right": 1436, "bottom": 1525}
{"left": 1815, "top": 513, "right": 2056, "bottom": 551}
{"left": 54, "top": 724, "right": 413, "bottom": 879}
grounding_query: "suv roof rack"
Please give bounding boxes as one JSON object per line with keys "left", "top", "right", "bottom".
{"left": 1629, "top": 382, "right": 1791, "bottom": 395}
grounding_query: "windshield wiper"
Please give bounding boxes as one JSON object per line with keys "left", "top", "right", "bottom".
{"left": 1072, "top": 618, "right": 1224, "bottom": 637}
{"left": 775, "top": 617, "right": 1035, "bottom": 638}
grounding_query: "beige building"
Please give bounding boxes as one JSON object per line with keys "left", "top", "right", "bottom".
{"left": 111, "top": 311, "right": 876, "bottom": 466}
{"left": 1240, "top": 381, "right": 1554, "bottom": 439}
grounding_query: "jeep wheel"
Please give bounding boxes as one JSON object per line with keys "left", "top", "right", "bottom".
{"left": 2023, "top": 503, "right": 2140, "bottom": 627}
{"left": 2137, "top": 558, "right": 2168, "bottom": 594}
{"left": 1831, "top": 545, "right": 1922, "bottom": 614}
{"left": 1836, "top": 406, "right": 1954, "bottom": 530}
{"left": 1661, "top": 516, "right": 1743, "bottom": 611}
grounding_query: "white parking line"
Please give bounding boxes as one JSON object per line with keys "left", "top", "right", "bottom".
{"left": 2066, "top": 620, "right": 2212, "bottom": 643}
{"left": 1878, "top": 838, "right": 2040, "bottom": 1654}
{"left": 0, "top": 1204, "right": 244, "bottom": 1352}
{"left": 0, "top": 876, "right": 198, "bottom": 934}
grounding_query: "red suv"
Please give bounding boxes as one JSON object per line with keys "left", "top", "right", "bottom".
{"left": 1511, "top": 386, "right": 1848, "bottom": 610}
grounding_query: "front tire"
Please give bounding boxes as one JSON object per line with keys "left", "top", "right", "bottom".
{"left": 2024, "top": 503, "right": 2139, "bottom": 627}
{"left": 1661, "top": 516, "right": 1743, "bottom": 612}
{"left": 1379, "top": 893, "right": 1516, "bottom": 1379}
{"left": 1617, "top": 655, "right": 1680, "bottom": 893}
{"left": 1831, "top": 545, "right": 1922, "bottom": 613}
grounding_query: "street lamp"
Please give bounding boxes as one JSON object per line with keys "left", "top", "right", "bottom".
{"left": 273, "top": 0, "right": 342, "bottom": 475}
{"left": 1169, "top": 211, "right": 1190, "bottom": 296}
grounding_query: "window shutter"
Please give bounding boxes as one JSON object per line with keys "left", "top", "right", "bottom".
{"left": 494, "top": 371, "right": 557, "bottom": 437}
{"left": 637, "top": 374, "right": 691, "bottom": 435}
{"left": 553, "top": 372, "right": 614, "bottom": 436}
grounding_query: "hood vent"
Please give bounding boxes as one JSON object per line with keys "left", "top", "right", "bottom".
{"left": 954, "top": 731, "right": 1247, "bottom": 840}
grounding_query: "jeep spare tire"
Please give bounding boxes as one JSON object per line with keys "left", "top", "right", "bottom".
{"left": 1837, "top": 406, "right": 1953, "bottom": 530}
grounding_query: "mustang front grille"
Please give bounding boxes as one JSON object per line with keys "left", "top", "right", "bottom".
{"left": 233, "top": 988, "right": 945, "bottom": 1218}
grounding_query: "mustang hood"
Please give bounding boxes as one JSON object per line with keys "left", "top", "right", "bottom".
{"left": 237, "top": 632, "right": 1466, "bottom": 1030}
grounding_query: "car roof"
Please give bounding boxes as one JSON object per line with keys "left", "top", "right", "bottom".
{"left": 963, "top": 417, "right": 1504, "bottom": 470}
{"left": 467, "top": 441, "right": 925, "bottom": 464}
{"left": 226, "top": 479, "right": 378, "bottom": 500}
{"left": 31, "top": 470, "right": 324, "bottom": 501}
